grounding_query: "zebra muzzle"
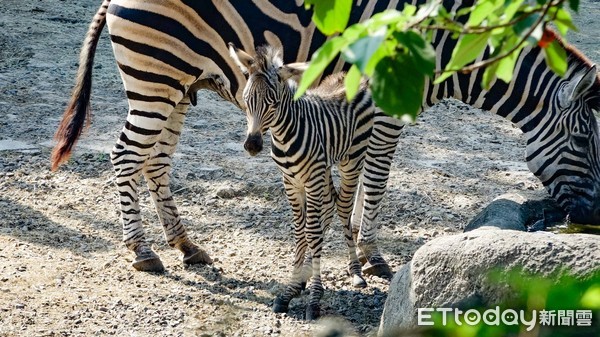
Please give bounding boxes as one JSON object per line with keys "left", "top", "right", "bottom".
{"left": 244, "top": 133, "right": 263, "bottom": 156}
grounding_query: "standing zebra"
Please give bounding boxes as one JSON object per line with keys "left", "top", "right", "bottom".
{"left": 229, "top": 43, "right": 376, "bottom": 319}
{"left": 51, "top": 0, "right": 600, "bottom": 274}
{"left": 51, "top": 0, "right": 403, "bottom": 274}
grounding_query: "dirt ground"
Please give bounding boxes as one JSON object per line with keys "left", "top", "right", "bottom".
{"left": 0, "top": 1, "right": 599, "bottom": 336}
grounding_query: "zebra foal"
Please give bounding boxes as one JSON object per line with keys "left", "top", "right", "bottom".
{"left": 229, "top": 43, "right": 375, "bottom": 319}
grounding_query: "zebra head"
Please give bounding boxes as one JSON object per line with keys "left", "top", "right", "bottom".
{"left": 229, "top": 43, "right": 307, "bottom": 156}
{"left": 526, "top": 65, "right": 600, "bottom": 225}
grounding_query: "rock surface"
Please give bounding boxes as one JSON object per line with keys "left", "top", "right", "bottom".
{"left": 379, "top": 229, "right": 600, "bottom": 335}
{"left": 464, "top": 192, "right": 564, "bottom": 232}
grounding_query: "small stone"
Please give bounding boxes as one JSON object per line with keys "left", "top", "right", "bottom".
{"left": 216, "top": 187, "right": 236, "bottom": 199}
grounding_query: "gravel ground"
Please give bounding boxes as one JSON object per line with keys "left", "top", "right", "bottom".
{"left": 0, "top": 1, "right": 598, "bottom": 336}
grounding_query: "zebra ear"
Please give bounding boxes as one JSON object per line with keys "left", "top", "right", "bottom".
{"left": 278, "top": 62, "right": 308, "bottom": 82}
{"left": 228, "top": 42, "right": 255, "bottom": 75}
{"left": 560, "top": 65, "right": 597, "bottom": 107}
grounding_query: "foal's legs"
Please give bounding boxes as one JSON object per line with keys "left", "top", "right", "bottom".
{"left": 273, "top": 176, "right": 308, "bottom": 313}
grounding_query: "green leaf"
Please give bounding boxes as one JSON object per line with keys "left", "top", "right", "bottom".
{"left": 342, "top": 27, "right": 387, "bottom": 72}
{"left": 371, "top": 54, "right": 424, "bottom": 121}
{"left": 467, "top": 1, "right": 498, "bottom": 27}
{"left": 513, "top": 12, "right": 539, "bottom": 37}
{"left": 363, "top": 9, "right": 406, "bottom": 32}
{"left": 393, "top": 30, "right": 436, "bottom": 76}
{"left": 363, "top": 40, "right": 391, "bottom": 77}
{"left": 543, "top": 40, "right": 568, "bottom": 77}
{"left": 455, "top": 6, "right": 472, "bottom": 19}
{"left": 482, "top": 60, "right": 500, "bottom": 89}
{"left": 412, "top": 0, "right": 440, "bottom": 24}
{"left": 581, "top": 285, "right": 600, "bottom": 309}
{"left": 495, "top": 45, "right": 521, "bottom": 83}
{"left": 341, "top": 23, "right": 368, "bottom": 42}
{"left": 372, "top": 9, "right": 406, "bottom": 25}
{"left": 501, "top": 0, "right": 525, "bottom": 24}
{"left": 513, "top": 13, "right": 543, "bottom": 42}
{"left": 553, "top": 8, "right": 578, "bottom": 36}
{"left": 435, "top": 31, "right": 491, "bottom": 84}
{"left": 296, "top": 36, "right": 347, "bottom": 99}
{"left": 344, "top": 65, "right": 362, "bottom": 101}
{"left": 401, "top": 4, "right": 417, "bottom": 17}
{"left": 569, "top": 0, "right": 580, "bottom": 12}
{"left": 304, "top": 0, "right": 352, "bottom": 35}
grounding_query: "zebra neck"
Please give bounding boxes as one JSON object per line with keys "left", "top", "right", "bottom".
{"left": 270, "top": 83, "right": 301, "bottom": 145}
{"left": 427, "top": 47, "right": 576, "bottom": 135}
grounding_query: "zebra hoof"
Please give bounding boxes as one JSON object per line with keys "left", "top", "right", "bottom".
{"left": 362, "top": 261, "right": 393, "bottom": 280}
{"left": 178, "top": 239, "right": 213, "bottom": 265}
{"left": 352, "top": 274, "right": 367, "bottom": 288}
{"left": 132, "top": 256, "right": 165, "bottom": 273}
{"left": 272, "top": 296, "right": 289, "bottom": 313}
{"left": 305, "top": 304, "right": 320, "bottom": 320}
{"left": 182, "top": 248, "right": 213, "bottom": 265}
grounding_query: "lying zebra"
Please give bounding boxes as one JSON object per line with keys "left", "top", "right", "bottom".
{"left": 229, "top": 43, "right": 376, "bottom": 320}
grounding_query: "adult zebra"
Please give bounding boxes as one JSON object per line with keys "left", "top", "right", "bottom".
{"left": 51, "top": 0, "right": 600, "bottom": 274}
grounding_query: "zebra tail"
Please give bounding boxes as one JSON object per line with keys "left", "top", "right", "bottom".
{"left": 51, "top": 0, "right": 111, "bottom": 171}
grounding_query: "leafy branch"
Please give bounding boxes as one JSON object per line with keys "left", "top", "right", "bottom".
{"left": 300, "top": 0, "right": 580, "bottom": 121}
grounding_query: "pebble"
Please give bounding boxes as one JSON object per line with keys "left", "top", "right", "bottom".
{"left": 216, "top": 187, "right": 236, "bottom": 199}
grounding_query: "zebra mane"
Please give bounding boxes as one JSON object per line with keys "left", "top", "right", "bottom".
{"left": 310, "top": 72, "right": 354, "bottom": 100}
{"left": 253, "top": 45, "right": 283, "bottom": 74}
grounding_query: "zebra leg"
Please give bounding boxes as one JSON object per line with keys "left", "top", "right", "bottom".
{"left": 112, "top": 119, "right": 168, "bottom": 272}
{"left": 143, "top": 98, "right": 212, "bottom": 266}
{"left": 110, "top": 73, "right": 196, "bottom": 272}
{"left": 352, "top": 114, "right": 404, "bottom": 279}
{"left": 337, "top": 162, "right": 367, "bottom": 289}
{"left": 304, "top": 179, "right": 327, "bottom": 320}
{"left": 273, "top": 176, "right": 307, "bottom": 314}
{"left": 297, "top": 170, "right": 336, "bottom": 289}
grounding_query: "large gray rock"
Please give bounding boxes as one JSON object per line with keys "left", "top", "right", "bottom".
{"left": 378, "top": 229, "right": 600, "bottom": 336}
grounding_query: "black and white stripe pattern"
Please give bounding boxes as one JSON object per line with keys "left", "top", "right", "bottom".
{"left": 51, "top": 0, "right": 600, "bottom": 275}
{"left": 351, "top": 1, "right": 600, "bottom": 277}
{"left": 229, "top": 44, "right": 375, "bottom": 319}
{"left": 51, "top": 0, "right": 403, "bottom": 274}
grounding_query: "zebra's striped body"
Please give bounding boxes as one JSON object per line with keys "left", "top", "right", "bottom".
{"left": 51, "top": 0, "right": 600, "bottom": 275}
{"left": 230, "top": 44, "right": 375, "bottom": 319}
{"left": 353, "top": 7, "right": 600, "bottom": 273}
